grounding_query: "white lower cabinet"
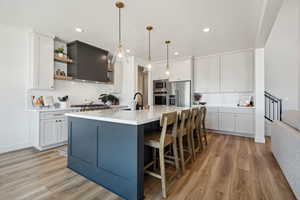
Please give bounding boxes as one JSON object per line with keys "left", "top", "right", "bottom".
{"left": 29, "top": 110, "right": 77, "bottom": 151}
{"left": 219, "top": 113, "right": 235, "bottom": 132}
{"left": 206, "top": 111, "right": 219, "bottom": 130}
{"left": 40, "top": 119, "right": 58, "bottom": 147}
{"left": 235, "top": 114, "right": 254, "bottom": 134}
{"left": 205, "top": 107, "right": 255, "bottom": 137}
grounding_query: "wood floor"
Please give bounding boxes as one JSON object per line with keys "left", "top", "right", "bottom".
{"left": 0, "top": 133, "right": 296, "bottom": 200}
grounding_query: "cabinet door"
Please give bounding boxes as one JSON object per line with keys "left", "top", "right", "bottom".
{"left": 40, "top": 119, "right": 58, "bottom": 146}
{"left": 29, "top": 32, "right": 54, "bottom": 90}
{"left": 38, "top": 35, "right": 54, "bottom": 89}
{"left": 56, "top": 119, "right": 68, "bottom": 143}
{"left": 169, "top": 59, "right": 192, "bottom": 81}
{"left": 235, "top": 114, "right": 254, "bottom": 134}
{"left": 220, "top": 51, "right": 253, "bottom": 92}
{"left": 194, "top": 56, "right": 219, "bottom": 93}
{"left": 205, "top": 111, "right": 219, "bottom": 130}
{"left": 235, "top": 52, "right": 254, "bottom": 92}
{"left": 219, "top": 113, "right": 235, "bottom": 132}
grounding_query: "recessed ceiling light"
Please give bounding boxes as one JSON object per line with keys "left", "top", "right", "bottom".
{"left": 203, "top": 27, "right": 210, "bottom": 33}
{"left": 126, "top": 49, "right": 131, "bottom": 53}
{"left": 174, "top": 52, "right": 179, "bottom": 56}
{"left": 75, "top": 27, "right": 84, "bottom": 33}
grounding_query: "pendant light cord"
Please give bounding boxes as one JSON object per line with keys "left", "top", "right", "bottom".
{"left": 119, "top": 8, "right": 121, "bottom": 46}
{"left": 148, "top": 30, "right": 151, "bottom": 61}
{"left": 167, "top": 43, "right": 169, "bottom": 68}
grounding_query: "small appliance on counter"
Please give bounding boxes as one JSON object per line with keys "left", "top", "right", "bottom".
{"left": 58, "top": 95, "right": 69, "bottom": 108}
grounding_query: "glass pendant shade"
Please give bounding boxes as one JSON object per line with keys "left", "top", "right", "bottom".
{"left": 145, "top": 25, "right": 153, "bottom": 72}
{"left": 112, "top": 2, "right": 126, "bottom": 65}
{"left": 147, "top": 62, "right": 152, "bottom": 70}
{"left": 165, "top": 40, "right": 171, "bottom": 76}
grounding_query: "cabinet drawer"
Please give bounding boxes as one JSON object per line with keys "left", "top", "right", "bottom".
{"left": 40, "top": 111, "right": 66, "bottom": 119}
{"left": 219, "top": 107, "right": 236, "bottom": 113}
{"left": 206, "top": 107, "right": 219, "bottom": 113}
{"left": 235, "top": 108, "right": 254, "bottom": 114}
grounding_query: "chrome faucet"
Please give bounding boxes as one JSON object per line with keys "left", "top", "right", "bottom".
{"left": 133, "top": 92, "right": 144, "bottom": 110}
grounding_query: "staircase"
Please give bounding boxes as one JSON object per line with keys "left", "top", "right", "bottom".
{"left": 265, "top": 91, "right": 282, "bottom": 122}
{"left": 264, "top": 91, "right": 282, "bottom": 136}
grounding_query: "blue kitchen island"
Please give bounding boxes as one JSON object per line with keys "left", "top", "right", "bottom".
{"left": 65, "top": 106, "right": 184, "bottom": 200}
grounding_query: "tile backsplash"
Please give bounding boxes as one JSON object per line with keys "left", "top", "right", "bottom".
{"left": 27, "top": 80, "right": 118, "bottom": 108}
{"left": 200, "top": 93, "right": 254, "bottom": 106}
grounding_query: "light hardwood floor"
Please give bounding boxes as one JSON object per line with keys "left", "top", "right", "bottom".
{"left": 0, "top": 133, "right": 296, "bottom": 200}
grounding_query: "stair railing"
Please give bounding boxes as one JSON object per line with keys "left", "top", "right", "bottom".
{"left": 265, "top": 91, "right": 282, "bottom": 122}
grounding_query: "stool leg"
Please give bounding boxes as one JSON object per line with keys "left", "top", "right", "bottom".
{"left": 159, "top": 147, "right": 167, "bottom": 198}
{"left": 153, "top": 148, "right": 157, "bottom": 171}
{"left": 179, "top": 134, "right": 185, "bottom": 172}
{"left": 202, "top": 121, "right": 208, "bottom": 145}
{"left": 197, "top": 128, "right": 203, "bottom": 151}
{"left": 187, "top": 132, "right": 193, "bottom": 163}
{"left": 190, "top": 129, "right": 196, "bottom": 161}
{"left": 172, "top": 138, "right": 180, "bottom": 177}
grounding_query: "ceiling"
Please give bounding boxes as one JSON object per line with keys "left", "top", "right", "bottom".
{"left": 0, "top": 0, "right": 264, "bottom": 60}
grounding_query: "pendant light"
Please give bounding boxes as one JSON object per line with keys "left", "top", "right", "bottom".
{"left": 112, "top": 1, "right": 126, "bottom": 65}
{"left": 146, "top": 25, "right": 153, "bottom": 71}
{"left": 165, "top": 40, "right": 171, "bottom": 76}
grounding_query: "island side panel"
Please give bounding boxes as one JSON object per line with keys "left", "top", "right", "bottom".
{"left": 67, "top": 117, "right": 144, "bottom": 200}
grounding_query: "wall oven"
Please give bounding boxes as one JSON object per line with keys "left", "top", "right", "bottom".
{"left": 153, "top": 80, "right": 170, "bottom": 105}
{"left": 154, "top": 93, "right": 168, "bottom": 105}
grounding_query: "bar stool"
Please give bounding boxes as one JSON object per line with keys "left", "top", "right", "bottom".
{"left": 177, "top": 109, "right": 193, "bottom": 172}
{"left": 200, "top": 107, "right": 208, "bottom": 145}
{"left": 190, "top": 107, "right": 203, "bottom": 160}
{"left": 144, "top": 111, "right": 180, "bottom": 198}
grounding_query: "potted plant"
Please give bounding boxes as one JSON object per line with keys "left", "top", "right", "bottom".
{"left": 99, "top": 94, "right": 119, "bottom": 105}
{"left": 54, "top": 48, "right": 66, "bottom": 58}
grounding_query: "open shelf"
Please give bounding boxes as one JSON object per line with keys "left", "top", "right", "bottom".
{"left": 54, "top": 56, "right": 73, "bottom": 64}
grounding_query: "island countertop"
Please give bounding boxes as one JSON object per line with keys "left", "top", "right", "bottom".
{"left": 65, "top": 106, "right": 187, "bottom": 125}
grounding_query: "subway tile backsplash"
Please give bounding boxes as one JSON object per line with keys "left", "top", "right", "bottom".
{"left": 201, "top": 93, "right": 254, "bottom": 106}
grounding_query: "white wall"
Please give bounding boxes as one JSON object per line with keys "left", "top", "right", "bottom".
{"left": 265, "top": 0, "right": 300, "bottom": 111}
{"left": 255, "top": 49, "right": 265, "bottom": 143}
{"left": 0, "top": 25, "right": 31, "bottom": 153}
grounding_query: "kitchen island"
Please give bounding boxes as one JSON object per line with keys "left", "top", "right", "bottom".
{"left": 65, "top": 106, "right": 185, "bottom": 200}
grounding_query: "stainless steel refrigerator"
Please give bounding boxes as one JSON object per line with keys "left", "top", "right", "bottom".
{"left": 169, "top": 81, "right": 191, "bottom": 107}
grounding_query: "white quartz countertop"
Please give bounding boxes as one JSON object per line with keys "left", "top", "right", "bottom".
{"left": 192, "top": 104, "right": 255, "bottom": 109}
{"left": 65, "top": 106, "right": 187, "bottom": 125}
{"left": 26, "top": 107, "right": 81, "bottom": 112}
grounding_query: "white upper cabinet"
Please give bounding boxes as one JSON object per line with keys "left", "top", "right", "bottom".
{"left": 152, "top": 58, "right": 193, "bottom": 81}
{"left": 169, "top": 58, "right": 193, "bottom": 82}
{"left": 194, "top": 56, "right": 220, "bottom": 93}
{"left": 28, "top": 32, "right": 54, "bottom": 90}
{"left": 220, "top": 50, "right": 254, "bottom": 92}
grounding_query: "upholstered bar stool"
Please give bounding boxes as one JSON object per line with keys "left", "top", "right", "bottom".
{"left": 144, "top": 111, "right": 180, "bottom": 198}
{"left": 190, "top": 107, "right": 203, "bottom": 160}
{"left": 200, "top": 107, "right": 208, "bottom": 145}
{"left": 177, "top": 109, "right": 193, "bottom": 172}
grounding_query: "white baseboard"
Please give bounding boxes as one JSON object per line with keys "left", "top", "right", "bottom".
{"left": 255, "top": 137, "right": 266, "bottom": 143}
{"left": 208, "top": 129, "right": 255, "bottom": 139}
{"left": 0, "top": 142, "right": 32, "bottom": 154}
